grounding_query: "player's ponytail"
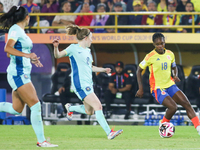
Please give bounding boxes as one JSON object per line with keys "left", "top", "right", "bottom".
{"left": 0, "top": 6, "right": 29, "bottom": 28}
{"left": 66, "top": 25, "right": 90, "bottom": 41}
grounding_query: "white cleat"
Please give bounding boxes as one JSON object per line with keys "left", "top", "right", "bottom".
{"left": 196, "top": 125, "right": 200, "bottom": 135}
{"left": 37, "top": 141, "right": 58, "bottom": 147}
{"left": 107, "top": 129, "right": 123, "bottom": 140}
{"left": 65, "top": 103, "right": 73, "bottom": 121}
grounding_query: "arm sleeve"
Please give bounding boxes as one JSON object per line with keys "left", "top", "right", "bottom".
{"left": 53, "top": 15, "right": 60, "bottom": 22}
{"left": 139, "top": 54, "right": 151, "bottom": 69}
{"left": 64, "top": 44, "right": 73, "bottom": 57}
{"left": 41, "top": 5, "right": 48, "bottom": 12}
{"left": 82, "top": 15, "right": 93, "bottom": 24}
{"left": 8, "top": 28, "right": 19, "bottom": 42}
{"left": 171, "top": 52, "right": 176, "bottom": 67}
{"left": 125, "top": 74, "right": 132, "bottom": 85}
{"left": 141, "top": 15, "right": 147, "bottom": 25}
{"left": 109, "top": 75, "right": 115, "bottom": 83}
{"left": 75, "top": 15, "right": 82, "bottom": 25}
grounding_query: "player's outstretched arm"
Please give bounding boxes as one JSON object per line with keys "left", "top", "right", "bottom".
{"left": 53, "top": 39, "right": 66, "bottom": 59}
{"left": 92, "top": 66, "right": 111, "bottom": 74}
{"left": 135, "top": 66, "right": 144, "bottom": 98}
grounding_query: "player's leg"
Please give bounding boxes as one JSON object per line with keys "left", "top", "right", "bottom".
{"left": 122, "top": 91, "right": 131, "bottom": 119}
{"left": 161, "top": 96, "right": 178, "bottom": 123}
{"left": 65, "top": 88, "right": 92, "bottom": 117}
{"left": 172, "top": 90, "right": 200, "bottom": 129}
{"left": 84, "top": 93, "right": 111, "bottom": 134}
{"left": 104, "top": 90, "right": 115, "bottom": 117}
{"left": 17, "top": 82, "right": 45, "bottom": 142}
{"left": 84, "top": 92, "right": 123, "bottom": 139}
{"left": 0, "top": 90, "right": 24, "bottom": 115}
{"left": 152, "top": 89, "right": 177, "bottom": 124}
{"left": 17, "top": 82, "right": 57, "bottom": 147}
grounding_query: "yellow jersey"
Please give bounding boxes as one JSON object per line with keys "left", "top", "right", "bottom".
{"left": 139, "top": 49, "right": 176, "bottom": 91}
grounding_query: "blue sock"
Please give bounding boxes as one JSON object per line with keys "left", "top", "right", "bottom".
{"left": 95, "top": 110, "right": 111, "bottom": 135}
{"left": 0, "top": 102, "right": 21, "bottom": 115}
{"left": 69, "top": 105, "right": 87, "bottom": 114}
{"left": 30, "top": 102, "right": 45, "bottom": 143}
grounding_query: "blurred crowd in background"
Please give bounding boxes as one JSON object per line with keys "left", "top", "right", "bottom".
{"left": 0, "top": 0, "right": 200, "bottom": 33}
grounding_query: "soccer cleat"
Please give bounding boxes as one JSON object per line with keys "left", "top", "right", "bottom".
{"left": 65, "top": 103, "right": 73, "bottom": 121}
{"left": 37, "top": 141, "right": 58, "bottom": 147}
{"left": 196, "top": 125, "right": 200, "bottom": 135}
{"left": 159, "top": 119, "right": 163, "bottom": 126}
{"left": 107, "top": 128, "right": 123, "bottom": 140}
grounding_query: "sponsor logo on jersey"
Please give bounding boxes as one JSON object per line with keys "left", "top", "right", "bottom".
{"left": 86, "top": 87, "right": 91, "bottom": 91}
{"left": 24, "top": 74, "right": 29, "bottom": 79}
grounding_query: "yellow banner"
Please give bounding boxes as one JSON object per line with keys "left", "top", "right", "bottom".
{"left": 5, "top": 33, "right": 200, "bottom": 44}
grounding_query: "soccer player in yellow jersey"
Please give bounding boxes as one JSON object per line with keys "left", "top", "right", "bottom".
{"left": 136, "top": 32, "right": 200, "bottom": 135}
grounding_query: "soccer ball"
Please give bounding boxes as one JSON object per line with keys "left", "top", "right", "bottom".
{"left": 159, "top": 122, "right": 175, "bottom": 138}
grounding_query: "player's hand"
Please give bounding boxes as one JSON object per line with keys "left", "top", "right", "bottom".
{"left": 173, "top": 76, "right": 180, "bottom": 82}
{"left": 111, "top": 88, "right": 118, "bottom": 94}
{"left": 105, "top": 68, "right": 111, "bottom": 74}
{"left": 199, "top": 87, "right": 200, "bottom": 94}
{"left": 27, "top": 53, "right": 38, "bottom": 59}
{"left": 58, "top": 87, "right": 65, "bottom": 94}
{"left": 52, "top": 39, "right": 59, "bottom": 48}
{"left": 31, "top": 58, "right": 43, "bottom": 67}
{"left": 135, "top": 89, "right": 144, "bottom": 98}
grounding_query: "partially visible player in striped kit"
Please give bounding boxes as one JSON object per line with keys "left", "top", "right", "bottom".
{"left": 53, "top": 25, "right": 123, "bottom": 140}
{"left": 136, "top": 32, "right": 200, "bottom": 135}
{"left": 0, "top": 6, "right": 57, "bottom": 147}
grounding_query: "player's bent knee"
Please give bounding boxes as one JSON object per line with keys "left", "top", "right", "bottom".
{"left": 172, "top": 105, "right": 178, "bottom": 112}
{"left": 96, "top": 104, "right": 102, "bottom": 110}
{"left": 86, "top": 110, "right": 94, "bottom": 115}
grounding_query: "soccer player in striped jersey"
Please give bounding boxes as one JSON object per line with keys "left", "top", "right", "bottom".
{"left": 136, "top": 32, "right": 200, "bottom": 135}
{"left": 0, "top": 6, "right": 58, "bottom": 147}
{"left": 53, "top": 25, "right": 123, "bottom": 140}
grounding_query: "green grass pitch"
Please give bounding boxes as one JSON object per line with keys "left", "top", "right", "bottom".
{"left": 0, "top": 125, "right": 200, "bottom": 149}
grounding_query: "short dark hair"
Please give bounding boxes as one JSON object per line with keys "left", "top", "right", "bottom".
{"left": 152, "top": 32, "right": 165, "bottom": 42}
{"left": 186, "top": 2, "right": 194, "bottom": 8}
{"left": 0, "top": 6, "right": 29, "bottom": 29}
{"left": 97, "top": 3, "right": 106, "bottom": 10}
{"left": 147, "top": 1, "right": 157, "bottom": 7}
{"left": 61, "top": 1, "right": 70, "bottom": 8}
{"left": 0, "top": 2, "right": 3, "bottom": 7}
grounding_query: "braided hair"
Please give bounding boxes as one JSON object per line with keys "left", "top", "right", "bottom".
{"left": 152, "top": 32, "right": 165, "bottom": 42}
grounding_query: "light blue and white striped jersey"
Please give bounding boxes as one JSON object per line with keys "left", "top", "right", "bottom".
{"left": 7, "top": 24, "right": 33, "bottom": 76}
{"left": 64, "top": 44, "right": 93, "bottom": 92}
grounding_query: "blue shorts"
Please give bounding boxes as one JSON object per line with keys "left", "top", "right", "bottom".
{"left": 75, "top": 85, "right": 94, "bottom": 101}
{"left": 7, "top": 74, "right": 31, "bottom": 91}
{"left": 151, "top": 84, "right": 180, "bottom": 104}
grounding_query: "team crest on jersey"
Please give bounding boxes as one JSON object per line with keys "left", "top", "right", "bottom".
{"left": 167, "top": 55, "right": 171, "bottom": 60}
{"left": 24, "top": 74, "right": 29, "bottom": 79}
{"left": 86, "top": 87, "right": 91, "bottom": 91}
{"left": 161, "top": 91, "right": 166, "bottom": 95}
